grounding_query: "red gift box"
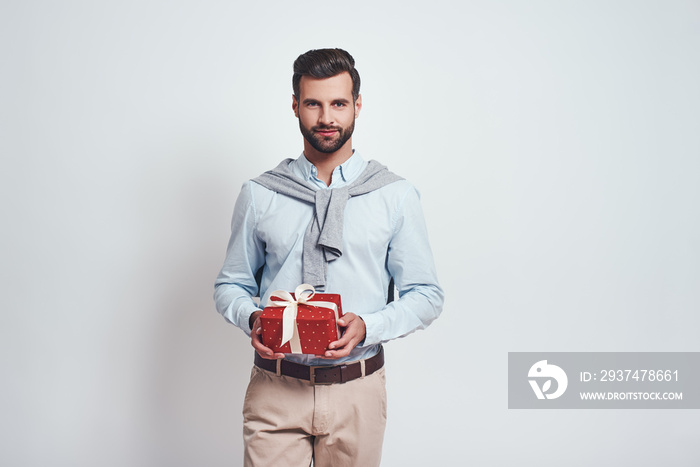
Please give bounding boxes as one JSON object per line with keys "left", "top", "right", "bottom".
{"left": 260, "top": 284, "right": 343, "bottom": 355}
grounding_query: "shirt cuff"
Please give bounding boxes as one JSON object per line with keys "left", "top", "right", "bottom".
{"left": 241, "top": 303, "right": 263, "bottom": 337}
{"left": 358, "top": 311, "right": 384, "bottom": 347}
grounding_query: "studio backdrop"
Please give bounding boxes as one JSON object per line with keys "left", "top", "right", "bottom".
{"left": 1, "top": 1, "right": 698, "bottom": 466}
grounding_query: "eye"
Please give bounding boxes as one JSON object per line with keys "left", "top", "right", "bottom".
{"left": 333, "top": 102, "right": 346, "bottom": 108}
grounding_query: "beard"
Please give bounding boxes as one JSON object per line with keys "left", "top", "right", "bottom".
{"left": 299, "top": 118, "right": 355, "bottom": 154}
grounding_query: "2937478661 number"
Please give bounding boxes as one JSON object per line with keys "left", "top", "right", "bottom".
{"left": 599, "top": 369, "right": 678, "bottom": 382}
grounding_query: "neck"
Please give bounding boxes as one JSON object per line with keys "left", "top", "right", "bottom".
{"left": 303, "top": 139, "right": 354, "bottom": 186}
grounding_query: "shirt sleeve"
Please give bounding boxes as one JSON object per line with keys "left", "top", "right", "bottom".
{"left": 359, "top": 186, "right": 445, "bottom": 346}
{"left": 213, "top": 181, "right": 265, "bottom": 336}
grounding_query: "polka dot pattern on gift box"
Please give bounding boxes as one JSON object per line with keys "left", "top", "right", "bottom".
{"left": 260, "top": 293, "right": 343, "bottom": 354}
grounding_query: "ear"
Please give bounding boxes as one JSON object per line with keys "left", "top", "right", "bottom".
{"left": 354, "top": 94, "right": 362, "bottom": 118}
{"left": 292, "top": 95, "right": 299, "bottom": 118}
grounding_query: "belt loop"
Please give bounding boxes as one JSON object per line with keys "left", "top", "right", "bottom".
{"left": 276, "top": 359, "right": 281, "bottom": 377}
{"left": 360, "top": 359, "right": 366, "bottom": 379}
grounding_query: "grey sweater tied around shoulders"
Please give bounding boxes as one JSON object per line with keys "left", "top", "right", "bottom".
{"left": 252, "top": 158, "right": 403, "bottom": 290}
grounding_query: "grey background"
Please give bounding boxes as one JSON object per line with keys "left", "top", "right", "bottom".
{"left": 2, "top": 1, "right": 699, "bottom": 466}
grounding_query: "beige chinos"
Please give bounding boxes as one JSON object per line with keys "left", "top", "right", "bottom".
{"left": 242, "top": 365, "right": 387, "bottom": 467}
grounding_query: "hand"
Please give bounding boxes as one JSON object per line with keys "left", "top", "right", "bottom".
{"left": 250, "top": 311, "right": 285, "bottom": 360}
{"left": 322, "top": 313, "right": 366, "bottom": 359}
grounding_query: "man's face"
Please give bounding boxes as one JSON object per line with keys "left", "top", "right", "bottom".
{"left": 293, "top": 72, "right": 362, "bottom": 155}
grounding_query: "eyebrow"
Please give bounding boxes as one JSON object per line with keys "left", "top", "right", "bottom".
{"left": 302, "top": 98, "right": 352, "bottom": 105}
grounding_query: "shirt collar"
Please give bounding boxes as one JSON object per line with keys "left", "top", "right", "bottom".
{"left": 292, "top": 151, "right": 367, "bottom": 188}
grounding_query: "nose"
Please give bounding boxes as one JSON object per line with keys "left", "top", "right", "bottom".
{"left": 318, "top": 104, "right": 334, "bottom": 126}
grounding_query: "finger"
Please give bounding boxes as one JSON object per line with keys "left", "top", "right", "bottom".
{"left": 330, "top": 318, "right": 364, "bottom": 348}
{"left": 251, "top": 339, "right": 273, "bottom": 357}
{"left": 322, "top": 344, "right": 356, "bottom": 359}
{"left": 251, "top": 327, "right": 284, "bottom": 359}
{"left": 326, "top": 334, "right": 362, "bottom": 357}
{"left": 336, "top": 313, "right": 357, "bottom": 327}
{"left": 328, "top": 336, "right": 351, "bottom": 350}
{"left": 328, "top": 327, "right": 357, "bottom": 349}
{"left": 253, "top": 343, "right": 285, "bottom": 360}
{"left": 256, "top": 350, "right": 286, "bottom": 360}
{"left": 251, "top": 326, "right": 264, "bottom": 341}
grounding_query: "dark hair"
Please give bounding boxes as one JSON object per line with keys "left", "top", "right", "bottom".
{"left": 292, "top": 48, "right": 361, "bottom": 101}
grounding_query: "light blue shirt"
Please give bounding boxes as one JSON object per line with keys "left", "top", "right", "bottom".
{"left": 214, "top": 152, "right": 444, "bottom": 365}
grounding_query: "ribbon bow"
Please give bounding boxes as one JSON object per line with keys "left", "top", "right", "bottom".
{"left": 266, "top": 284, "right": 317, "bottom": 353}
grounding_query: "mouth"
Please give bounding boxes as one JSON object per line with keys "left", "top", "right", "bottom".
{"left": 314, "top": 128, "right": 340, "bottom": 137}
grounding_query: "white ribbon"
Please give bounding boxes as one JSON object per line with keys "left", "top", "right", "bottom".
{"left": 266, "top": 283, "right": 340, "bottom": 354}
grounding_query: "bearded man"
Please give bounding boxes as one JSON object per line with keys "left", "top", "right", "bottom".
{"left": 214, "top": 48, "right": 444, "bottom": 467}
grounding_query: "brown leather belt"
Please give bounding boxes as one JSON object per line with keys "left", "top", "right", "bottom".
{"left": 254, "top": 346, "right": 384, "bottom": 385}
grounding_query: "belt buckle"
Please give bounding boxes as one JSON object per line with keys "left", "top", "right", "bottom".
{"left": 309, "top": 366, "right": 333, "bottom": 385}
